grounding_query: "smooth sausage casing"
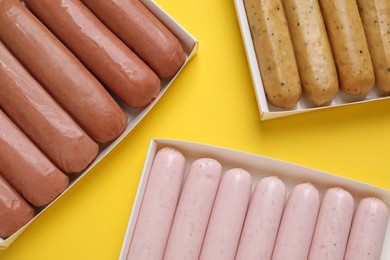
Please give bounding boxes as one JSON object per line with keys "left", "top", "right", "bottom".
{"left": 308, "top": 188, "right": 354, "bottom": 260}
{"left": 244, "top": 0, "right": 302, "bottom": 109}
{"left": 199, "top": 168, "right": 252, "bottom": 260}
{"left": 236, "top": 176, "right": 286, "bottom": 260}
{"left": 0, "top": 0, "right": 127, "bottom": 144}
{"left": 357, "top": 0, "right": 390, "bottom": 92}
{"left": 344, "top": 197, "right": 389, "bottom": 260}
{"left": 282, "top": 0, "right": 339, "bottom": 105}
{"left": 319, "top": 0, "right": 375, "bottom": 94}
{"left": 23, "top": 0, "right": 161, "bottom": 108}
{"left": 272, "top": 183, "right": 320, "bottom": 260}
{"left": 0, "top": 175, "right": 34, "bottom": 238}
{"left": 163, "top": 158, "right": 222, "bottom": 260}
{"left": 81, "top": 0, "right": 186, "bottom": 78}
{"left": 0, "top": 110, "right": 69, "bottom": 207}
{"left": 0, "top": 42, "right": 98, "bottom": 174}
{"left": 127, "top": 147, "right": 186, "bottom": 260}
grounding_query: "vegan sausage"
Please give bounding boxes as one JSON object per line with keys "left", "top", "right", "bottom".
{"left": 282, "top": 0, "right": 339, "bottom": 105}
{"left": 319, "top": 0, "right": 375, "bottom": 94}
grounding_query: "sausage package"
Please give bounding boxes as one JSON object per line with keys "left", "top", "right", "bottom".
{"left": 120, "top": 138, "right": 390, "bottom": 259}
{"left": 0, "top": 0, "right": 198, "bottom": 249}
{"left": 233, "top": 0, "right": 390, "bottom": 120}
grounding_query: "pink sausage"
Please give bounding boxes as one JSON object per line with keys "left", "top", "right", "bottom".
{"left": 236, "top": 176, "right": 286, "bottom": 260}
{"left": 272, "top": 183, "right": 320, "bottom": 260}
{"left": 308, "top": 187, "right": 354, "bottom": 260}
{"left": 163, "top": 158, "right": 222, "bottom": 260}
{"left": 127, "top": 147, "right": 186, "bottom": 260}
{"left": 23, "top": 0, "right": 161, "bottom": 108}
{"left": 344, "top": 197, "right": 389, "bottom": 260}
{"left": 199, "top": 168, "right": 252, "bottom": 260}
{"left": 0, "top": 174, "right": 34, "bottom": 238}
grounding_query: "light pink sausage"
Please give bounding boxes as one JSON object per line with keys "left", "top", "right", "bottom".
{"left": 23, "top": 0, "right": 161, "bottom": 108}
{"left": 236, "top": 176, "right": 286, "bottom": 260}
{"left": 0, "top": 0, "right": 127, "bottom": 144}
{"left": 163, "top": 158, "right": 222, "bottom": 260}
{"left": 272, "top": 183, "right": 320, "bottom": 260}
{"left": 81, "top": 0, "right": 186, "bottom": 78}
{"left": 199, "top": 168, "right": 252, "bottom": 260}
{"left": 0, "top": 175, "right": 34, "bottom": 238}
{"left": 308, "top": 187, "right": 354, "bottom": 260}
{"left": 127, "top": 147, "right": 186, "bottom": 260}
{"left": 0, "top": 42, "right": 98, "bottom": 174}
{"left": 0, "top": 110, "right": 69, "bottom": 206}
{"left": 344, "top": 197, "right": 389, "bottom": 260}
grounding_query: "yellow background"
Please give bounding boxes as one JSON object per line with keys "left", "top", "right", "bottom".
{"left": 2, "top": 0, "right": 390, "bottom": 259}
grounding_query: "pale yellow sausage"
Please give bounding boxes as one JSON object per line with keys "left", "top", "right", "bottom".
{"left": 244, "top": 0, "right": 302, "bottom": 109}
{"left": 357, "top": 0, "right": 390, "bottom": 92}
{"left": 319, "top": 0, "right": 375, "bottom": 95}
{"left": 282, "top": 0, "right": 339, "bottom": 106}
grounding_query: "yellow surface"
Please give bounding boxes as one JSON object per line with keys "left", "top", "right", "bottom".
{"left": 2, "top": 0, "right": 390, "bottom": 259}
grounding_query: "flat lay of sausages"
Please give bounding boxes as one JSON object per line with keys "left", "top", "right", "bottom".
{"left": 319, "top": 0, "right": 375, "bottom": 95}
{"left": 282, "top": 0, "right": 339, "bottom": 106}
{"left": 357, "top": 0, "right": 390, "bottom": 92}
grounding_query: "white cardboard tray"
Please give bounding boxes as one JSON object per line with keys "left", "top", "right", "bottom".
{"left": 0, "top": 0, "right": 198, "bottom": 249}
{"left": 233, "top": 0, "right": 390, "bottom": 120}
{"left": 120, "top": 138, "right": 390, "bottom": 259}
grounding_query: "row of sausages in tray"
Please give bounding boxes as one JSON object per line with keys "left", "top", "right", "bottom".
{"left": 124, "top": 146, "right": 388, "bottom": 260}
{"left": 244, "top": 0, "right": 390, "bottom": 109}
{"left": 0, "top": 0, "right": 186, "bottom": 239}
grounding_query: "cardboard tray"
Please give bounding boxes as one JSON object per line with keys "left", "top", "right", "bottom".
{"left": 120, "top": 138, "right": 390, "bottom": 259}
{"left": 0, "top": 0, "right": 198, "bottom": 249}
{"left": 233, "top": 0, "right": 390, "bottom": 120}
